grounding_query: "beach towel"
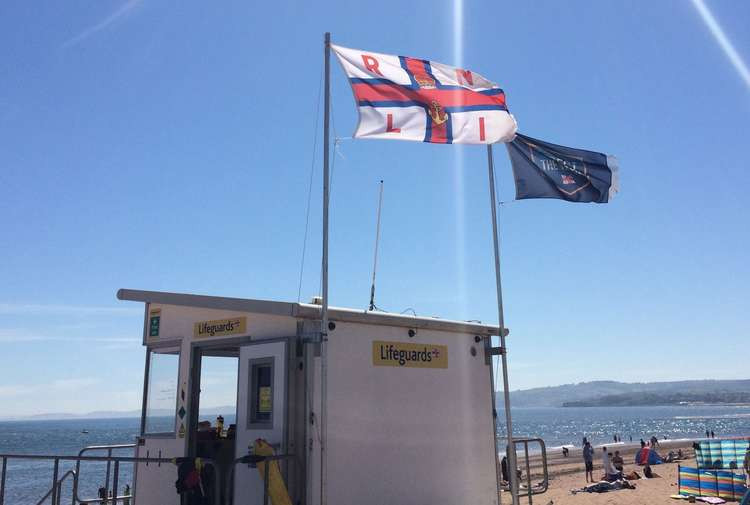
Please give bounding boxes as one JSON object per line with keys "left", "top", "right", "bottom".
{"left": 572, "top": 480, "right": 635, "bottom": 494}
{"left": 670, "top": 495, "right": 726, "bottom": 503}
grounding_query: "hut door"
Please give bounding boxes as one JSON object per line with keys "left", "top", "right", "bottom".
{"left": 234, "top": 340, "right": 287, "bottom": 505}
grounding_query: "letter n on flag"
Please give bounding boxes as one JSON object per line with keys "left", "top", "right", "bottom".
{"left": 331, "top": 44, "right": 517, "bottom": 145}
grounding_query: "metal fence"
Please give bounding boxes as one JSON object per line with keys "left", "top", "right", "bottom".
{"left": 0, "top": 453, "right": 220, "bottom": 505}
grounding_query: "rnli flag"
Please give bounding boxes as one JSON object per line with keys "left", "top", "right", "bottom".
{"left": 507, "top": 133, "right": 619, "bottom": 203}
{"left": 331, "top": 44, "right": 517, "bottom": 144}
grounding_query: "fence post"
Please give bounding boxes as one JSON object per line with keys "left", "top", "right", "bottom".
{"left": 105, "top": 448, "right": 112, "bottom": 503}
{"left": 112, "top": 461, "right": 119, "bottom": 505}
{"left": 1, "top": 457, "right": 7, "bottom": 505}
{"left": 51, "top": 458, "right": 59, "bottom": 505}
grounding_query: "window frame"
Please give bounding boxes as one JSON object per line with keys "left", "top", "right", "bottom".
{"left": 141, "top": 343, "right": 181, "bottom": 438}
{"left": 247, "top": 356, "right": 275, "bottom": 430}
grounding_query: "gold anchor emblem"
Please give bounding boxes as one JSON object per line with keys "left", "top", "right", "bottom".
{"left": 428, "top": 100, "right": 448, "bottom": 125}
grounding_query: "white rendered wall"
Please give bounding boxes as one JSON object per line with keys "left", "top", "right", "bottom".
{"left": 323, "top": 322, "right": 498, "bottom": 505}
{"left": 146, "top": 304, "right": 298, "bottom": 345}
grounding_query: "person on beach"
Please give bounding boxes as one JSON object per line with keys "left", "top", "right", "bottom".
{"left": 706, "top": 430, "right": 710, "bottom": 438}
{"left": 640, "top": 439, "right": 646, "bottom": 448}
{"left": 612, "top": 451, "right": 624, "bottom": 472}
{"left": 644, "top": 463, "right": 660, "bottom": 478}
{"left": 583, "top": 441, "right": 594, "bottom": 483}
{"left": 743, "top": 447, "right": 749, "bottom": 483}
{"left": 603, "top": 451, "right": 621, "bottom": 481}
{"left": 602, "top": 448, "right": 614, "bottom": 478}
{"left": 711, "top": 430, "right": 715, "bottom": 438}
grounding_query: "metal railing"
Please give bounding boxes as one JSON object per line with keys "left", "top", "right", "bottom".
{"left": 500, "top": 437, "right": 549, "bottom": 504}
{"left": 74, "top": 444, "right": 136, "bottom": 505}
{"left": 225, "top": 453, "right": 295, "bottom": 505}
{"left": 35, "top": 470, "right": 76, "bottom": 505}
{"left": 0, "top": 454, "right": 221, "bottom": 505}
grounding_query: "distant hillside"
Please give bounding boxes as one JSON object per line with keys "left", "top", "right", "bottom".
{"left": 502, "top": 379, "right": 750, "bottom": 408}
{"left": 1, "top": 406, "right": 236, "bottom": 422}
{"left": 563, "top": 391, "right": 750, "bottom": 407}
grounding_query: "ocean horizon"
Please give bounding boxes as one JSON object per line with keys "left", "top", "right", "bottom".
{"left": 1, "top": 405, "right": 749, "bottom": 503}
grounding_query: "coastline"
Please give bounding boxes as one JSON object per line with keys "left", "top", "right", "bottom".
{"left": 502, "top": 438, "right": 749, "bottom": 505}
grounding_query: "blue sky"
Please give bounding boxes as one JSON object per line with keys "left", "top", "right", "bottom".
{"left": 1, "top": 0, "right": 748, "bottom": 416}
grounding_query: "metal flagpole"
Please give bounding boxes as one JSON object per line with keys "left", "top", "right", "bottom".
{"left": 368, "top": 180, "right": 384, "bottom": 311}
{"left": 486, "top": 144, "right": 518, "bottom": 505}
{"left": 320, "top": 31, "right": 331, "bottom": 505}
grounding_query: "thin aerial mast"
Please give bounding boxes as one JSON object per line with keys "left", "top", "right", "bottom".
{"left": 368, "top": 180, "right": 384, "bottom": 311}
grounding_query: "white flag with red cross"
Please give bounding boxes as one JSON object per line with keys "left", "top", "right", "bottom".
{"left": 331, "top": 44, "right": 517, "bottom": 145}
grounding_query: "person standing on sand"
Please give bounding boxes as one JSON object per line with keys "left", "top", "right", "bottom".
{"left": 583, "top": 441, "right": 594, "bottom": 483}
{"left": 711, "top": 430, "right": 715, "bottom": 438}
{"left": 706, "top": 430, "right": 710, "bottom": 438}
{"left": 743, "top": 447, "right": 749, "bottom": 484}
{"left": 601, "top": 447, "right": 609, "bottom": 474}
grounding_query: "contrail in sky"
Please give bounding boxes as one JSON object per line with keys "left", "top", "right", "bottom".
{"left": 453, "top": 0, "right": 468, "bottom": 318}
{"left": 61, "top": 0, "right": 143, "bottom": 49}
{"left": 690, "top": 0, "right": 750, "bottom": 90}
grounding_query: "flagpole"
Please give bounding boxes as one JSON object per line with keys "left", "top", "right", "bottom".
{"left": 486, "top": 144, "right": 518, "bottom": 505}
{"left": 320, "top": 30, "right": 331, "bottom": 505}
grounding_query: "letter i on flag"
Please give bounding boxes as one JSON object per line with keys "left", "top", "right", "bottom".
{"left": 331, "top": 44, "right": 517, "bottom": 144}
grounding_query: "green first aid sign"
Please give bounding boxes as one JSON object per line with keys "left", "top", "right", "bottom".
{"left": 149, "top": 309, "right": 161, "bottom": 337}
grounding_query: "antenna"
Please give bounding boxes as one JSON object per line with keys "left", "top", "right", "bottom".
{"left": 368, "top": 180, "right": 384, "bottom": 311}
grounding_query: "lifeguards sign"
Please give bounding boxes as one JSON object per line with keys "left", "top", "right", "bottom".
{"left": 193, "top": 317, "right": 247, "bottom": 338}
{"left": 332, "top": 44, "right": 517, "bottom": 145}
{"left": 372, "top": 340, "right": 448, "bottom": 369}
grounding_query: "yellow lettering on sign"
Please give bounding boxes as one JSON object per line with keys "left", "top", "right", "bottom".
{"left": 372, "top": 340, "right": 448, "bottom": 368}
{"left": 193, "top": 317, "right": 247, "bottom": 338}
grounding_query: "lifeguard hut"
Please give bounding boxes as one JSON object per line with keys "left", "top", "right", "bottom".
{"left": 118, "top": 288, "right": 505, "bottom": 505}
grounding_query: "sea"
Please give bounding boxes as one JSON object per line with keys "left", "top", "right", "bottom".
{"left": 1, "top": 405, "right": 749, "bottom": 503}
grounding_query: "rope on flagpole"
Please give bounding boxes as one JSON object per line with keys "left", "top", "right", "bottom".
{"left": 297, "top": 65, "right": 324, "bottom": 303}
{"left": 318, "top": 133, "right": 339, "bottom": 297}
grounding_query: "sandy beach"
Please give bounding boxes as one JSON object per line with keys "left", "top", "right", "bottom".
{"left": 500, "top": 439, "right": 721, "bottom": 505}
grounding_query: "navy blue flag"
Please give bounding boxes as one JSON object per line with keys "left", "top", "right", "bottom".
{"left": 506, "top": 133, "right": 619, "bottom": 203}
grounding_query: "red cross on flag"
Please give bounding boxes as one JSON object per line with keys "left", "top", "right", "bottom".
{"left": 331, "top": 44, "right": 517, "bottom": 145}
